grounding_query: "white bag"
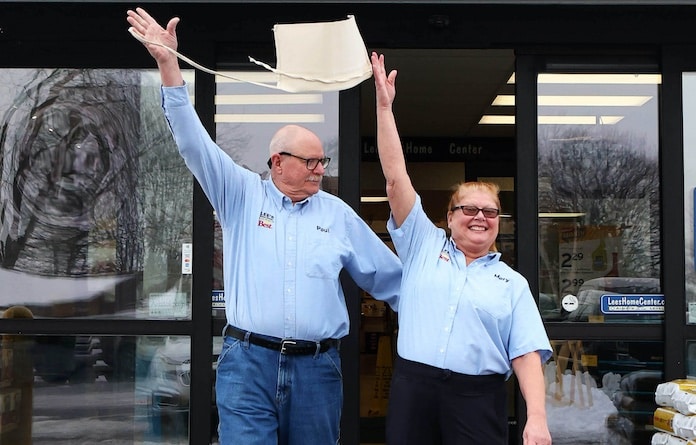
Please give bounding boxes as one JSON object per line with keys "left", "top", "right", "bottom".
{"left": 129, "top": 15, "right": 372, "bottom": 93}
{"left": 249, "top": 15, "right": 373, "bottom": 92}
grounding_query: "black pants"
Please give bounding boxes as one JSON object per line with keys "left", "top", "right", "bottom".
{"left": 386, "top": 356, "right": 508, "bottom": 445}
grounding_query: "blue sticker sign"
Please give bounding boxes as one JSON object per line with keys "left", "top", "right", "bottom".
{"left": 600, "top": 294, "right": 664, "bottom": 314}
{"left": 212, "top": 290, "right": 225, "bottom": 309}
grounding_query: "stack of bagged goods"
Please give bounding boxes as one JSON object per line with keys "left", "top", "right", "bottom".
{"left": 653, "top": 379, "right": 696, "bottom": 444}
{"left": 652, "top": 431, "right": 696, "bottom": 444}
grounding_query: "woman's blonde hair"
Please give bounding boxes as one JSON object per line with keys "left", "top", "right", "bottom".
{"left": 447, "top": 181, "right": 501, "bottom": 252}
{"left": 447, "top": 181, "right": 501, "bottom": 212}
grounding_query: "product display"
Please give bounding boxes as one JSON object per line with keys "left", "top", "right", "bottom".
{"left": 652, "top": 431, "right": 696, "bottom": 444}
{"left": 657, "top": 380, "right": 696, "bottom": 415}
{"left": 653, "top": 379, "right": 696, "bottom": 444}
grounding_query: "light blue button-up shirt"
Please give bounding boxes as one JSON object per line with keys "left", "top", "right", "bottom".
{"left": 388, "top": 195, "right": 551, "bottom": 378}
{"left": 161, "top": 85, "right": 401, "bottom": 341}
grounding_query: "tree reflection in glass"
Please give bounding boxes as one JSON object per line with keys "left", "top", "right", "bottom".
{"left": 0, "top": 69, "right": 141, "bottom": 276}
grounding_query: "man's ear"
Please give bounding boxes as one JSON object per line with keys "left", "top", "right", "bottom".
{"left": 268, "top": 153, "right": 283, "bottom": 172}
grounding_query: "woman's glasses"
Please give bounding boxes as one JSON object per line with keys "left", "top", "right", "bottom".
{"left": 450, "top": 205, "right": 500, "bottom": 218}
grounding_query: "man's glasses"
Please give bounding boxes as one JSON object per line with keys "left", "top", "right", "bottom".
{"left": 450, "top": 205, "right": 500, "bottom": 218}
{"left": 278, "top": 151, "right": 331, "bottom": 170}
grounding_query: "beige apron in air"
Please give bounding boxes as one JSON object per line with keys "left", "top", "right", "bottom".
{"left": 129, "top": 15, "right": 373, "bottom": 93}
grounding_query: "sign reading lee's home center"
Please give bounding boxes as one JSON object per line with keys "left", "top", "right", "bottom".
{"left": 361, "top": 137, "right": 514, "bottom": 162}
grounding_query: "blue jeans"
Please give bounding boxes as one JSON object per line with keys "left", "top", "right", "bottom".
{"left": 216, "top": 334, "right": 343, "bottom": 445}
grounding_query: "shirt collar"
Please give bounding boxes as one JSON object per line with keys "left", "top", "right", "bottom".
{"left": 266, "top": 178, "right": 312, "bottom": 210}
{"left": 266, "top": 178, "right": 286, "bottom": 210}
{"left": 448, "top": 237, "right": 501, "bottom": 265}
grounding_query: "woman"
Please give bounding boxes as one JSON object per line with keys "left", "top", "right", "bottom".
{"left": 372, "top": 51, "right": 553, "bottom": 445}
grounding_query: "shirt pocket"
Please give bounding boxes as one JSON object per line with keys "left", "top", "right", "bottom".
{"left": 305, "top": 238, "right": 345, "bottom": 279}
{"left": 472, "top": 295, "right": 509, "bottom": 322}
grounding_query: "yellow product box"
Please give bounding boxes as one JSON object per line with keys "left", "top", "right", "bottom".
{"left": 654, "top": 407, "right": 696, "bottom": 440}
{"left": 657, "top": 379, "right": 696, "bottom": 415}
{"left": 652, "top": 431, "right": 696, "bottom": 444}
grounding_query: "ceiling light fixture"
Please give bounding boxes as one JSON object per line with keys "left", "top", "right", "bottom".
{"left": 506, "top": 73, "right": 662, "bottom": 85}
{"left": 215, "top": 94, "right": 323, "bottom": 105}
{"left": 360, "top": 196, "right": 390, "bottom": 203}
{"left": 539, "top": 212, "right": 586, "bottom": 218}
{"left": 215, "top": 114, "right": 325, "bottom": 123}
{"left": 479, "top": 115, "right": 515, "bottom": 125}
{"left": 538, "top": 115, "right": 623, "bottom": 125}
{"left": 479, "top": 115, "right": 624, "bottom": 125}
{"left": 492, "top": 94, "right": 652, "bottom": 107}
{"left": 215, "top": 71, "right": 327, "bottom": 123}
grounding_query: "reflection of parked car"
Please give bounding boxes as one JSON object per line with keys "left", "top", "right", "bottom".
{"left": 146, "top": 336, "right": 190, "bottom": 437}
{"left": 540, "top": 292, "right": 566, "bottom": 321}
{"left": 33, "top": 335, "right": 99, "bottom": 383}
{"left": 144, "top": 336, "right": 220, "bottom": 438}
{"left": 100, "top": 335, "right": 167, "bottom": 382}
{"left": 566, "top": 277, "right": 662, "bottom": 323}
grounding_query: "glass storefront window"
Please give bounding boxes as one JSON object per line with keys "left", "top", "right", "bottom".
{"left": 0, "top": 333, "right": 195, "bottom": 444}
{"left": 687, "top": 341, "right": 696, "bottom": 376}
{"left": 683, "top": 73, "right": 696, "bottom": 324}
{"left": 212, "top": 72, "right": 339, "bottom": 316}
{"left": 0, "top": 69, "right": 195, "bottom": 320}
{"left": 545, "top": 339, "right": 662, "bottom": 444}
{"left": 537, "top": 73, "right": 662, "bottom": 323}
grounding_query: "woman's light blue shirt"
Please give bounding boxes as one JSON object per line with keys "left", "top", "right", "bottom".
{"left": 388, "top": 195, "right": 551, "bottom": 377}
{"left": 161, "top": 85, "right": 401, "bottom": 341}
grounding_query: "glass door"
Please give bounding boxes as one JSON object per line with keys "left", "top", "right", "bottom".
{"left": 535, "top": 67, "right": 663, "bottom": 445}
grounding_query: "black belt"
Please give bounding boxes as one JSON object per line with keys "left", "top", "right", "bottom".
{"left": 224, "top": 325, "right": 340, "bottom": 355}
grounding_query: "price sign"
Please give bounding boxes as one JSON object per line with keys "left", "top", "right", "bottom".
{"left": 558, "top": 225, "right": 621, "bottom": 296}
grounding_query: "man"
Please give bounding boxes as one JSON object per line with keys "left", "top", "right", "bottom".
{"left": 126, "top": 8, "right": 401, "bottom": 445}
